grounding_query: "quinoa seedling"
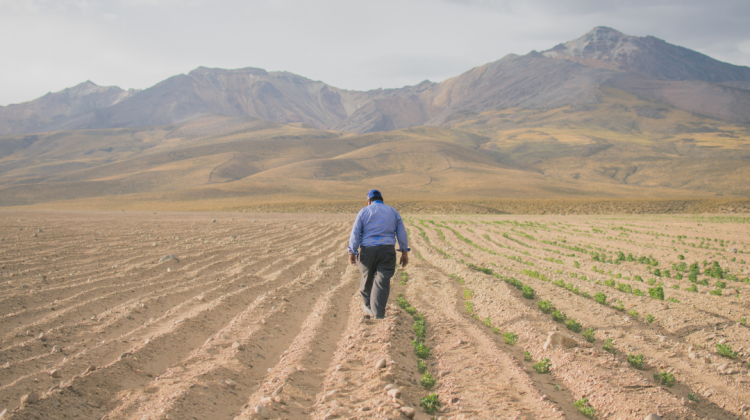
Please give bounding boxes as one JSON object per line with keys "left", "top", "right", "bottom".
{"left": 463, "top": 288, "right": 475, "bottom": 300}
{"left": 468, "top": 263, "right": 492, "bottom": 275}
{"left": 716, "top": 343, "right": 738, "bottom": 358}
{"left": 552, "top": 310, "right": 567, "bottom": 322}
{"left": 565, "top": 318, "right": 582, "bottom": 333}
{"left": 627, "top": 354, "right": 644, "bottom": 369}
{"left": 503, "top": 331, "right": 519, "bottom": 345}
{"left": 612, "top": 300, "right": 625, "bottom": 311}
{"left": 524, "top": 351, "right": 532, "bottom": 362}
{"left": 583, "top": 328, "right": 596, "bottom": 343}
{"left": 653, "top": 371, "right": 675, "bottom": 387}
{"left": 522, "top": 284, "right": 535, "bottom": 299}
{"left": 396, "top": 294, "right": 409, "bottom": 309}
{"left": 413, "top": 317, "right": 426, "bottom": 339}
{"left": 413, "top": 340, "right": 431, "bottom": 359}
{"left": 417, "top": 359, "right": 427, "bottom": 373}
{"left": 574, "top": 398, "right": 596, "bottom": 418}
{"left": 464, "top": 301, "right": 474, "bottom": 314}
{"left": 420, "top": 371, "right": 436, "bottom": 390}
{"left": 648, "top": 285, "right": 665, "bottom": 300}
{"left": 594, "top": 292, "right": 607, "bottom": 305}
{"left": 533, "top": 358, "right": 551, "bottom": 374}
{"left": 482, "top": 316, "right": 492, "bottom": 328}
{"left": 687, "top": 393, "right": 699, "bottom": 403}
{"left": 537, "top": 299, "right": 553, "bottom": 314}
{"left": 420, "top": 394, "right": 441, "bottom": 414}
{"left": 628, "top": 309, "right": 639, "bottom": 318}
{"left": 492, "top": 326, "right": 501, "bottom": 334}
{"left": 646, "top": 314, "right": 655, "bottom": 323}
{"left": 687, "top": 284, "right": 698, "bottom": 293}
{"left": 740, "top": 316, "right": 747, "bottom": 326}
{"left": 667, "top": 297, "right": 680, "bottom": 303}
{"left": 603, "top": 338, "right": 616, "bottom": 354}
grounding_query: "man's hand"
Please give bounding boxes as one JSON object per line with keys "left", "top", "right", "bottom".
{"left": 399, "top": 251, "right": 409, "bottom": 268}
{"left": 349, "top": 253, "right": 357, "bottom": 266}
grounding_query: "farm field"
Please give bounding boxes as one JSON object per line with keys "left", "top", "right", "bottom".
{"left": 0, "top": 210, "right": 749, "bottom": 419}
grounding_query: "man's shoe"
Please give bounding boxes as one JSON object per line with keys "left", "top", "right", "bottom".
{"left": 363, "top": 305, "right": 374, "bottom": 317}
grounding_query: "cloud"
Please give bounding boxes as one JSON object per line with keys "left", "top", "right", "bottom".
{"left": 1, "top": 0, "right": 748, "bottom": 105}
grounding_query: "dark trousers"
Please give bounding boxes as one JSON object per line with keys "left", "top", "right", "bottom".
{"left": 357, "top": 245, "right": 396, "bottom": 318}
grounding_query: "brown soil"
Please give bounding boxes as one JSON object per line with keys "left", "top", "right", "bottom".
{"left": 1, "top": 210, "right": 749, "bottom": 419}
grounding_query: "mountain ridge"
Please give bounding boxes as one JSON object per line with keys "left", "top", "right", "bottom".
{"left": 2, "top": 26, "right": 750, "bottom": 136}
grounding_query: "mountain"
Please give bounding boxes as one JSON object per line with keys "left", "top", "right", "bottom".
{"left": 542, "top": 27, "right": 750, "bottom": 123}
{"left": 3, "top": 26, "right": 750, "bottom": 136}
{"left": 543, "top": 26, "right": 750, "bottom": 83}
{"left": 0, "top": 81, "right": 137, "bottom": 135}
{"left": 0, "top": 67, "right": 435, "bottom": 135}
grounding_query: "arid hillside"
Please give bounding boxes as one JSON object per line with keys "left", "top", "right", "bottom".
{"left": 1, "top": 81, "right": 749, "bottom": 211}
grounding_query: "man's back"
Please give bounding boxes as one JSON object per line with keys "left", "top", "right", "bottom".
{"left": 350, "top": 202, "right": 407, "bottom": 250}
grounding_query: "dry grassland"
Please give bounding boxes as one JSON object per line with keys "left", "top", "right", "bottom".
{"left": 1, "top": 210, "right": 750, "bottom": 419}
{"left": 3, "top": 86, "right": 750, "bottom": 210}
{"left": 18, "top": 197, "right": 750, "bottom": 216}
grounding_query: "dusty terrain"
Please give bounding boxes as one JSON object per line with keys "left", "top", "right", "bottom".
{"left": 1, "top": 210, "right": 749, "bottom": 419}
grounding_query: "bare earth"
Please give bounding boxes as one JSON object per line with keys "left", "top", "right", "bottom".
{"left": 1, "top": 210, "right": 749, "bottom": 419}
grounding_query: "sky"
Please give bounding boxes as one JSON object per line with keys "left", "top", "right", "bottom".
{"left": 1, "top": 0, "right": 749, "bottom": 106}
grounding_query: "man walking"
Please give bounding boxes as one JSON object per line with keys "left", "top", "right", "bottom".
{"left": 348, "top": 189, "right": 410, "bottom": 319}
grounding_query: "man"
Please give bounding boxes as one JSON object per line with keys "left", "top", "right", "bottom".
{"left": 348, "top": 189, "right": 410, "bottom": 319}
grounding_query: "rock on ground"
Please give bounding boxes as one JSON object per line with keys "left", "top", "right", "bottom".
{"left": 254, "top": 404, "right": 270, "bottom": 419}
{"left": 542, "top": 332, "right": 577, "bottom": 350}
{"left": 20, "top": 392, "right": 39, "bottom": 408}
{"left": 400, "top": 406, "right": 416, "bottom": 418}
{"left": 375, "top": 358, "right": 387, "bottom": 369}
{"left": 159, "top": 254, "right": 179, "bottom": 263}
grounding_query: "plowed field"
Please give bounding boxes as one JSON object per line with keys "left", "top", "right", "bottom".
{"left": 1, "top": 211, "right": 749, "bottom": 420}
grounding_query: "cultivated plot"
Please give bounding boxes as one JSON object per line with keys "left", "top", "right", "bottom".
{"left": 0, "top": 211, "right": 748, "bottom": 419}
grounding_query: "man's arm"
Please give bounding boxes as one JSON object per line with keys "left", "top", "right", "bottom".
{"left": 348, "top": 211, "right": 364, "bottom": 265}
{"left": 395, "top": 211, "right": 410, "bottom": 267}
{"left": 394, "top": 211, "right": 410, "bottom": 253}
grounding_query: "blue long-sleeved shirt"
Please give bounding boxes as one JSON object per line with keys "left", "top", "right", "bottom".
{"left": 348, "top": 201, "right": 410, "bottom": 255}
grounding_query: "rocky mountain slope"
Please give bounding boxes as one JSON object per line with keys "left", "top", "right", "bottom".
{"left": 0, "top": 81, "right": 137, "bottom": 135}
{"left": 2, "top": 27, "right": 750, "bottom": 136}
{"left": 543, "top": 26, "right": 750, "bottom": 83}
